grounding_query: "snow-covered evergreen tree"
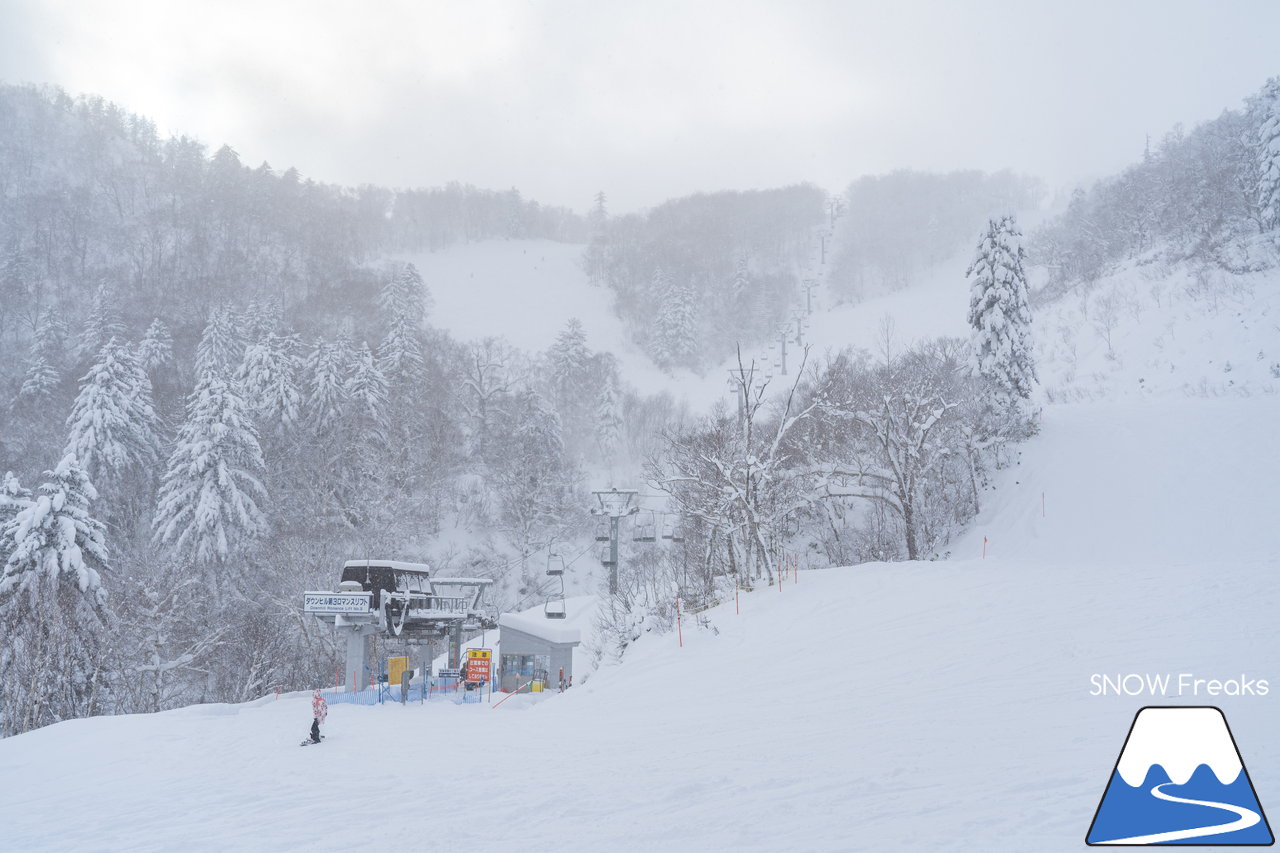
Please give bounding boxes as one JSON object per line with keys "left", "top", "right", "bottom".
{"left": 653, "top": 273, "right": 699, "bottom": 369}
{"left": 966, "top": 215, "right": 1037, "bottom": 407}
{"left": 493, "top": 390, "right": 580, "bottom": 554}
{"left": 548, "top": 318, "right": 591, "bottom": 401}
{"left": 731, "top": 254, "right": 751, "bottom": 301}
{"left": 0, "top": 471, "right": 31, "bottom": 514}
{"left": 595, "top": 374, "right": 624, "bottom": 460}
{"left": 1256, "top": 77, "right": 1280, "bottom": 231}
{"left": 344, "top": 343, "right": 389, "bottom": 447}
{"left": 195, "top": 305, "right": 245, "bottom": 378}
{"left": 377, "top": 264, "right": 427, "bottom": 385}
{"left": 377, "top": 314, "right": 424, "bottom": 387}
{"left": 31, "top": 309, "right": 67, "bottom": 364}
{"left": 303, "top": 338, "right": 349, "bottom": 434}
{"left": 0, "top": 455, "right": 110, "bottom": 736}
{"left": 79, "top": 282, "right": 127, "bottom": 361}
{"left": 588, "top": 191, "right": 608, "bottom": 236}
{"left": 336, "top": 343, "right": 390, "bottom": 499}
{"left": 0, "top": 242, "right": 34, "bottom": 338}
{"left": 0, "top": 472, "right": 31, "bottom": 563}
{"left": 584, "top": 193, "right": 610, "bottom": 286}
{"left": 1, "top": 455, "right": 108, "bottom": 608}
{"left": 244, "top": 297, "right": 283, "bottom": 344}
{"left": 153, "top": 371, "right": 267, "bottom": 584}
{"left": 137, "top": 319, "right": 174, "bottom": 374}
{"left": 234, "top": 333, "right": 303, "bottom": 436}
{"left": 64, "top": 339, "right": 161, "bottom": 495}
{"left": 17, "top": 356, "right": 61, "bottom": 404}
{"left": 16, "top": 311, "right": 66, "bottom": 404}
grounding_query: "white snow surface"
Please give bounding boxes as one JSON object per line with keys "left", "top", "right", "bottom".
{"left": 1115, "top": 707, "right": 1242, "bottom": 786}
{"left": 3, "top": 394, "right": 1279, "bottom": 851}
{"left": 402, "top": 240, "right": 731, "bottom": 406}
{"left": 402, "top": 239, "right": 977, "bottom": 410}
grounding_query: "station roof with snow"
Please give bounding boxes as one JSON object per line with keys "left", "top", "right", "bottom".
{"left": 498, "top": 610, "right": 581, "bottom": 645}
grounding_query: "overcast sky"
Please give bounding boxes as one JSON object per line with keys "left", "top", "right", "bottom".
{"left": 1, "top": 0, "right": 1278, "bottom": 214}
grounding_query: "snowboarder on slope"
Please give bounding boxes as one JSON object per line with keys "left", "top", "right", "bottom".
{"left": 309, "top": 690, "right": 328, "bottom": 743}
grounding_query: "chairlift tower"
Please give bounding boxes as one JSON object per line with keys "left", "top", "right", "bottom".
{"left": 802, "top": 279, "right": 818, "bottom": 316}
{"left": 727, "top": 360, "right": 769, "bottom": 429}
{"left": 591, "top": 488, "right": 639, "bottom": 595}
{"left": 791, "top": 311, "right": 810, "bottom": 349}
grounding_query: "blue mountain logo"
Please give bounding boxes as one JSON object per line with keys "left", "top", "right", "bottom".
{"left": 1087, "top": 706, "right": 1273, "bottom": 845}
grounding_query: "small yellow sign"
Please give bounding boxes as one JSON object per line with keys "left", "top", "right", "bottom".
{"left": 387, "top": 655, "right": 409, "bottom": 688}
{"left": 466, "top": 649, "right": 492, "bottom": 660}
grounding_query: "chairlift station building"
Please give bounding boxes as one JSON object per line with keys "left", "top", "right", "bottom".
{"left": 497, "top": 609, "right": 581, "bottom": 692}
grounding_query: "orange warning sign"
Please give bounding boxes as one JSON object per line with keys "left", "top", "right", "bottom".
{"left": 466, "top": 649, "right": 492, "bottom": 683}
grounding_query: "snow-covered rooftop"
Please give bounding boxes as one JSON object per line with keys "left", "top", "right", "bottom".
{"left": 499, "top": 610, "right": 582, "bottom": 645}
{"left": 343, "top": 559, "right": 431, "bottom": 572}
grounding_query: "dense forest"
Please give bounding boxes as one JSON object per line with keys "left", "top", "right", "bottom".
{"left": 583, "top": 185, "right": 827, "bottom": 371}
{"left": 828, "top": 169, "right": 1044, "bottom": 301}
{"left": 1030, "top": 79, "right": 1280, "bottom": 294}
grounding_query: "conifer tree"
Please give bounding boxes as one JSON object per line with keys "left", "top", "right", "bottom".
{"left": 137, "top": 319, "right": 174, "bottom": 374}
{"left": 595, "top": 374, "right": 624, "bottom": 460}
{"left": 1256, "top": 77, "right": 1280, "bottom": 231}
{"left": 0, "top": 472, "right": 31, "bottom": 565}
{"left": 79, "top": 282, "right": 126, "bottom": 361}
{"left": 17, "top": 311, "right": 67, "bottom": 404}
{"left": 303, "top": 339, "right": 349, "bottom": 435}
{"left": 64, "top": 339, "right": 161, "bottom": 496}
{"left": 18, "top": 356, "right": 61, "bottom": 404}
{"left": 966, "top": 215, "right": 1037, "bottom": 407}
{"left": 244, "top": 297, "right": 283, "bottom": 344}
{"left": 342, "top": 343, "right": 390, "bottom": 477}
{"left": 1, "top": 455, "right": 108, "bottom": 608}
{"left": 235, "top": 333, "right": 303, "bottom": 436}
{"left": 153, "top": 371, "right": 267, "bottom": 587}
{"left": 377, "top": 264, "right": 427, "bottom": 385}
{"left": 195, "top": 305, "right": 245, "bottom": 378}
{"left": 654, "top": 274, "right": 699, "bottom": 369}
{"left": 731, "top": 254, "right": 751, "bottom": 301}
{"left": 0, "top": 455, "right": 110, "bottom": 735}
{"left": 548, "top": 318, "right": 591, "bottom": 401}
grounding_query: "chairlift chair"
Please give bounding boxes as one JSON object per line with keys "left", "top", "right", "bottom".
{"left": 594, "top": 518, "right": 611, "bottom": 542}
{"left": 633, "top": 511, "right": 657, "bottom": 543}
{"left": 545, "top": 554, "right": 568, "bottom": 619}
{"left": 660, "top": 515, "right": 685, "bottom": 543}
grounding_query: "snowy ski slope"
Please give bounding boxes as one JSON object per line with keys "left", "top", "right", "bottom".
{"left": 407, "top": 237, "right": 1280, "bottom": 405}
{"left": 2, "top": 393, "right": 1277, "bottom": 851}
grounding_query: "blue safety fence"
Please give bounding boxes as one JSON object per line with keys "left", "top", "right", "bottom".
{"left": 321, "top": 677, "right": 489, "bottom": 706}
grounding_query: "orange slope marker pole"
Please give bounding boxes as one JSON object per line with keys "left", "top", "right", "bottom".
{"left": 676, "top": 597, "right": 684, "bottom": 648}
